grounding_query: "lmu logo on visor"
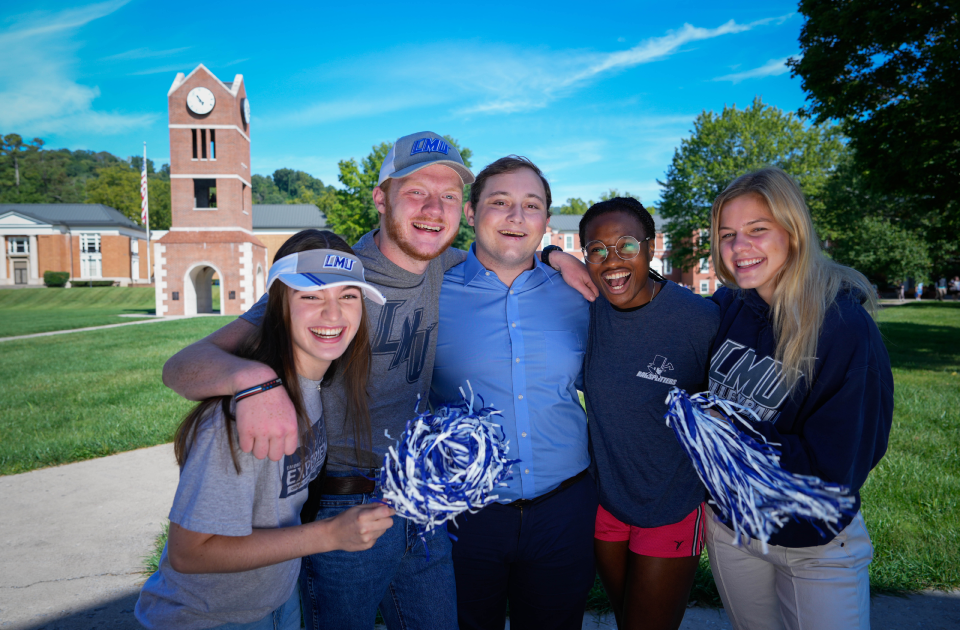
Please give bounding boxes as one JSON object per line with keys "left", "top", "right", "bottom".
{"left": 323, "top": 254, "right": 355, "bottom": 271}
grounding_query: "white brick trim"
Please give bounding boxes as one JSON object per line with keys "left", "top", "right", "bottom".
{"left": 170, "top": 174, "right": 252, "bottom": 187}
{"left": 238, "top": 242, "right": 254, "bottom": 311}
{"left": 154, "top": 243, "right": 168, "bottom": 317}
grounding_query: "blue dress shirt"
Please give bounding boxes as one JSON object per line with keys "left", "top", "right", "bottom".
{"left": 431, "top": 245, "right": 591, "bottom": 502}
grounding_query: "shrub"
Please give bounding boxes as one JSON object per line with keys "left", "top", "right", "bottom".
{"left": 71, "top": 280, "right": 116, "bottom": 287}
{"left": 43, "top": 271, "right": 70, "bottom": 287}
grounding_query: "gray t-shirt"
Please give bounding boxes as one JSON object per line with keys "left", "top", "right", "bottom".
{"left": 584, "top": 282, "right": 720, "bottom": 528}
{"left": 241, "top": 231, "right": 466, "bottom": 471}
{"left": 135, "top": 375, "right": 324, "bottom": 629}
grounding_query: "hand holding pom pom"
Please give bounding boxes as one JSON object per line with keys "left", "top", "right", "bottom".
{"left": 664, "top": 388, "right": 856, "bottom": 553}
{"left": 379, "top": 384, "right": 520, "bottom": 544}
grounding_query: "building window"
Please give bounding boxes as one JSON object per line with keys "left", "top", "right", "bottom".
{"left": 700, "top": 280, "right": 709, "bottom": 294}
{"left": 699, "top": 257, "right": 710, "bottom": 272}
{"left": 541, "top": 233, "right": 551, "bottom": 249}
{"left": 564, "top": 234, "right": 575, "bottom": 251}
{"left": 192, "top": 129, "right": 198, "bottom": 160}
{"left": 663, "top": 258, "right": 672, "bottom": 275}
{"left": 662, "top": 233, "right": 670, "bottom": 250}
{"left": 79, "top": 234, "right": 102, "bottom": 279}
{"left": 8, "top": 237, "right": 29, "bottom": 254}
{"left": 194, "top": 179, "right": 217, "bottom": 208}
{"left": 209, "top": 129, "right": 216, "bottom": 160}
{"left": 130, "top": 238, "right": 139, "bottom": 255}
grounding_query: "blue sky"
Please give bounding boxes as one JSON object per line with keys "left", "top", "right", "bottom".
{"left": 0, "top": 0, "right": 808, "bottom": 205}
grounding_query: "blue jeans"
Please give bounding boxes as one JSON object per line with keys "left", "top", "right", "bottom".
{"left": 214, "top": 584, "right": 300, "bottom": 630}
{"left": 299, "top": 470, "right": 458, "bottom": 630}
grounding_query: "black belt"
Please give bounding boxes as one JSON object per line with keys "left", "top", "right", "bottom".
{"left": 506, "top": 469, "right": 589, "bottom": 509}
{"left": 318, "top": 475, "right": 377, "bottom": 495}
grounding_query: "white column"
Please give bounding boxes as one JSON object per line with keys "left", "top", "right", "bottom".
{"left": 29, "top": 235, "right": 39, "bottom": 283}
{"left": 0, "top": 237, "right": 7, "bottom": 284}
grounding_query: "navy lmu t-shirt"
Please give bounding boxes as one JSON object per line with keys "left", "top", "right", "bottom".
{"left": 584, "top": 281, "right": 719, "bottom": 528}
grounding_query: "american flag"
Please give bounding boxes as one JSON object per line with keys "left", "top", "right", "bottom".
{"left": 140, "top": 155, "right": 149, "bottom": 226}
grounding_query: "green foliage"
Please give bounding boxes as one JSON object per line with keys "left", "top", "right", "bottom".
{"left": 325, "top": 136, "right": 474, "bottom": 247}
{"left": 143, "top": 521, "right": 169, "bottom": 576}
{"left": 251, "top": 169, "right": 336, "bottom": 209}
{"left": 554, "top": 190, "right": 641, "bottom": 215}
{"left": 790, "top": 0, "right": 959, "bottom": 271}
{"left": 83, "top": 163, "right": 171, "bottom": 230}
{"left": 43, "top": 271, "right": 69, "bottom": 287}
{"left": 831, "top": 217, "right": 931, "bottom": 287}
{"left": 657, "top": 97, "right": 845, "bottom": 270}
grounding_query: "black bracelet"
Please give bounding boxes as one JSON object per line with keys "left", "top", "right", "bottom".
{"left": 541, "top": 245, "right": 563, "bottom": 269}
{"left": 235, "top": 377, "right": 283, "bottom": 402}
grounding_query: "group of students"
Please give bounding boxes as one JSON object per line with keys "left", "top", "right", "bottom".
{"left": 136, "top": 131, "right": 893, "bottom": 630}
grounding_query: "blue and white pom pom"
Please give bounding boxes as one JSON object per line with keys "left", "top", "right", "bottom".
{"left": 664, "top": 387, "right": 855, "bottom": 553}
{"left": 379, "top": 384, "right": 519, "bottom": 542}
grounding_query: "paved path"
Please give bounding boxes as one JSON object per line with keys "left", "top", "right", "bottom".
{"left": 0, "top": 314, "right": 226, "bottom": 343}
{"left": 1, "top": 446, "right": 958, "bottom": 629}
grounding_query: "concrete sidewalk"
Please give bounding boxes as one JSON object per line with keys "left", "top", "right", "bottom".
{"left": 1, "top": 446, "right": 958, "bottom": 629}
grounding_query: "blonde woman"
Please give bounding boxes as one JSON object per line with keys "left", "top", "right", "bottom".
{"left": 704, "top": 168, "right": 893, "bottom": 630}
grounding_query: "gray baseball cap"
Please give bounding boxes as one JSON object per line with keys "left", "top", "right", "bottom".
{"left": 377, "top": 131, "right": 475, "bottom": 186}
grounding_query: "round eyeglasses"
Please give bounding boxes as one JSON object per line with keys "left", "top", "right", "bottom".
{"left": 582, "top": 235, "right": 653, "bottom": 264}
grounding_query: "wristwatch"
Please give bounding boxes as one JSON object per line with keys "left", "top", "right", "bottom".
{"left": 541, "top": 245, "right": 563, "bottom": 269}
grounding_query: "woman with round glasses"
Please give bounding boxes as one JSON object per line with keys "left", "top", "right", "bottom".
{"left": 579, "top": 198, "right": 720, "bottom": 630}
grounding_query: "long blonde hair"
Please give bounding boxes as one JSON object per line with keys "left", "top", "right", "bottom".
{"left": 710, "top": 167, "right": 876, "bottom": 389}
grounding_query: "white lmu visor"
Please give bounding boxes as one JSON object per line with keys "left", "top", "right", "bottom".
{"left": 267, "top": 249, "right": 386, "bottom": 305}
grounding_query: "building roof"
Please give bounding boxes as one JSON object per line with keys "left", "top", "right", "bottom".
{"left": 548, "top": 212, "right": 672, "bottom": 233}
{"left": 252, "top": 204, "right": 326, "bottom": 230}
{"left": 547, "top": 214, "right": 583, "bottom": 232}
{"left": 0, "top": 203, "right": 143, "bottom": 230}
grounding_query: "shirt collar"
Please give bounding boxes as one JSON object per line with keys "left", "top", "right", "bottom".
{"left": 463, "top": 243, "right": 552, "bottom": 290}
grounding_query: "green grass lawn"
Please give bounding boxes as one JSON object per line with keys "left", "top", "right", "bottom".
{"left": 2, "top": 301, "right": 958, "bottom": 600}
{"left": 0, "top": 316, "right": 234, "bottom": 475}
{"left": 0, "top": 285, "right": 222, "bottom": 337}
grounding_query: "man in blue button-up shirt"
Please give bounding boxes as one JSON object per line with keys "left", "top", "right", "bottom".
{"left": 432, "top": 157, "right": 597, "bottom": 630}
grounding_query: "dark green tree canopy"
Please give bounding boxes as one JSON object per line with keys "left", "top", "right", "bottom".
{"left": 789, "top": 0, "right": 959, "bottom": 269}
{"left": 657, "top": 98, "right": 844, "bottom": 270}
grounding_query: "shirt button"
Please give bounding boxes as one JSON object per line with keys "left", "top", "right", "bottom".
{"left": 518, "top": 394, "right": 523, "bottom": 400}
{"left": 485, "top": 271, "right": 490, "bottom": 276}
{"left": 509, "top": 289, "right": 514, "bottom": 295}
{"left": 511, "top": 322, "right": 516, "bottom": 327}
{"left": 521, "top": 432, "right": 527, "bottom": 437}
{"left": 515, "top": 357, "right": 520, "bottom": 363}
{"left": 525, "top": 469, "right": 530, "bottom": 474}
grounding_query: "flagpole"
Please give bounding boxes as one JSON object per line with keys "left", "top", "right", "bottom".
{"left": 142, "top": 141, "right": 152, "bottom": 283}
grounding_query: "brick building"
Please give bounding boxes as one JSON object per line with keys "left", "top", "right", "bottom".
{"left": 542, "top": 213, "right": 719, "bottom": 293}
{"left": 156, "top": 65, "right": 268, "bottom": 316}
{"left": 0, "top": 203, "right": 149, "bottom": 286}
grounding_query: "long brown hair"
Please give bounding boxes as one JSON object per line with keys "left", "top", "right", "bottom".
{"left": 710, "top": 168, "right": 876, "bottom": 390}
{"left": 173, "top": 230, "right": 373, "bottom": 472}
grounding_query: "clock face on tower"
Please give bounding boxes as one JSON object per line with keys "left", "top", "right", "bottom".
{"left": 186, "top": 87, "right": 215, "bottom": 115}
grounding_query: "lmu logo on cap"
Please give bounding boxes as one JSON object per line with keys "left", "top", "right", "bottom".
{"left": 410, "top": 137, "right": 449, "bottom": 156}
{"left": 323, "top": 254, "right": 355, "bottom": 271}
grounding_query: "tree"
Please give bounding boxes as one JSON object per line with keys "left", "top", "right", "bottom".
{"left": 325, "top": 136, "right": 474, "bottom": 247}
{"left": 657, "top": 98, "right": 845, "bottom": 270}
{"left": 831, "top": 216, "right": 931, "bottom": 287}
{"left": 553, "top": 190, "right": 641, "bottom": 215}
{"left": 789, "top": 0, "right": 959, "bottom": 270}
{"left": 84, "top": 164, "right": 171, "bottom": 230}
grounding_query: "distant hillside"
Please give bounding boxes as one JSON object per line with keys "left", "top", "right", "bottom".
{"left": 0, "top": 134, "right": 334, "bottom": 231}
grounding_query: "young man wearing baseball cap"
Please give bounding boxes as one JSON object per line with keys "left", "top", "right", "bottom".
{"left": 162, "top": 132, "right": 598, "bottom": 629}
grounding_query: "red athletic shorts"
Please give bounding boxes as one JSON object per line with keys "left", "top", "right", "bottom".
{"left": 594, "top": 503, "right": 705, "bottom": 558}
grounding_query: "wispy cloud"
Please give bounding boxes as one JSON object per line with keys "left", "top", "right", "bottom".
{"left": 712, "top": 57, "right": 792, "bottom": 84}
{"left": 103, "top": 46, "right": 190, "bottom": 61}
{"left": 0, "top": 0, "right": 157, "bottom": 135}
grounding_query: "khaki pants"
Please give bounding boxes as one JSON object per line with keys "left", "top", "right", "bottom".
{"left": 706, "top": 509, "right": 873, "bottom": 630}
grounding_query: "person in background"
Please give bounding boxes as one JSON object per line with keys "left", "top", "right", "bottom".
{"left": 705, "top": 167, "right": 893, "bottom": 630}
{"left": 136, "top": 231, "right": 395, "bottom": 630}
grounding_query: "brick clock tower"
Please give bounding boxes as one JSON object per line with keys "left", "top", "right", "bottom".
{"left": 155, "top": 64, "right": 268, "bottom": 317}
